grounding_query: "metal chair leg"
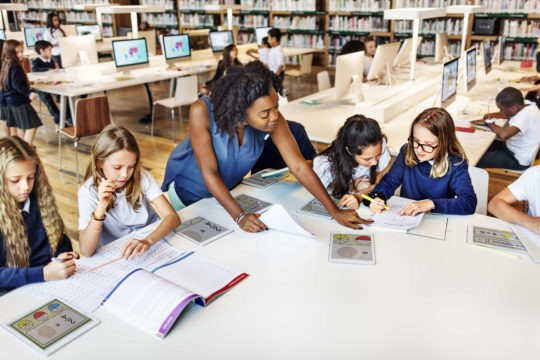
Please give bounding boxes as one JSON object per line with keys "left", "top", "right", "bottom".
{"left": 171, "top": 108, "right": 176, "bottom": 143}
{"left": 74, "top": 140, "right": 79, "bottom": 184}
{"left": 150, "top": 103, "right": 156, "bottom": 136}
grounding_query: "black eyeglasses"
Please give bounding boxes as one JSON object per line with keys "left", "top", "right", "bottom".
{"left": 408, "top": 137, "right": 438, "bottom": 153}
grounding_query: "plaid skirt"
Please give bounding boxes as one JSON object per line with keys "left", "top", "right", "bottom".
{"left": 5, "top": 103, "right": 42, "bottom": 129}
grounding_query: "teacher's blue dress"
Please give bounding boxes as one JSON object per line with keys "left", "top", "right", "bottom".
{"left": 162, "top": 96, "right": 268, "bottom": 205}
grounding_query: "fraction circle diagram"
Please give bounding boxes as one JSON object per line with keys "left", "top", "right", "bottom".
{"left": 48, "top": 303, "right": 63, "bottom": 312}
{"left": 17, "top": 320, "right": 34, "bottom": 330}
{"left": 33, "top": 311, "right": 49, "bottom": 322}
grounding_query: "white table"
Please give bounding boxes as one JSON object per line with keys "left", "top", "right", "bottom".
{"left": 1, "top": 178, "right": 540, "bottom": 359}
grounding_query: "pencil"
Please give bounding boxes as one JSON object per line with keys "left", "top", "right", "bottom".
{"left": 86, "top": 256, "right": 123, "bottom": 273}
{"left": 361, "top": 194, "right": 390, "bottom": 211}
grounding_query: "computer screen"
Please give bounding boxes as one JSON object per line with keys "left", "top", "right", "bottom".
{"left": 441, "top": 57, "right": 459, "bottom": 108}
{"left": 393, "top": 36, "right": 423, "bottom": 68}
{"left": 23, "top": 27, "right": 46, "bottom": 47}
{"left": 333, "top": 51, "right": 364, "bottom": 101}
{"left": 0, "top": 30, "right": 5, "bottom": 40}
{"left": 366, "top": 42, "right": 401, "bottom": 82}
{"left": 76, "top": 24, "right": 102, "bottom": 41}
{"left": 209, "top": 30, "right": 234, "bottom": 53}
{"left": 483, "top": 40, "right": 492, "bottom": 75}
{"left": 254, "top": 26, "right": 272, "bottom": 45}
{"left": 112, "top": 38, "right": 149, "bottom": 71}
{"left": 59, "top": 35, "right": 99, "bottom": 67}
{"left": 434, "top": 33, "right": 448, "bottom": 63}
{"left": 162, "top": 34, "right": 191, "bottom": 64}
{"left": 465, "top": 46, "right": 476, "bottom": 92}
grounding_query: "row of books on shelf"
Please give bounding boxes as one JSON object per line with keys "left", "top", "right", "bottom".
{"left": 394, "top": 0, "right": 469, "bottom": 7}
{"left": 282, "top": 33, "right": 325, "bottom": 48}
{"left": 179, "top": 0, "right": 220, "bottom": 9}
{"left": 502, "top": 43, "right": 538, "bottom": 60}
{"left": 240, "top": 0, "right": 271, "bottom": 10}
{"left": 502, "top": 20, "right": 540, "bottom": 38}
{"left": 179, "top": 14, "right": 214, "bottom": 27}
{"left": 328, "top": 16, "right": 389, "bottom": 32}
{"left": 232, "top": 15, "right": 269, "bottom": 28}
{"left": 394, "top": 19, "right": 463, "bottom": 36}
{"left": 272, "top": 0, "right": 318, "bottom": 11}
{"left": 143, "top": 13, "right": 180, "bottom": 27}
{"left": 273, "top": 16, "right": 320, "bottom": 29}
{"left": 141, "top": 0, "right": 177, "bottom": 11}
{"left": 328, "top": 0, "right": 391, "bottom": 12}
{"left": 26, "top": 0, "right": 111, "bottom": 8}
{"left": 474, "top": 0, "right": 540, "bottom": 13}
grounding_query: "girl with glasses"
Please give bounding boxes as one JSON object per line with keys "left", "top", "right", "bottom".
{"left": 313, "top": 114, "right": 391, "bottom": 209}
{"left": 367, "top": 107, "right": 477, "bottom": 216}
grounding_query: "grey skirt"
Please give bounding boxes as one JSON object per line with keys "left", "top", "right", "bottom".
{"left": 6, "top": 103, "right": 42, "bottom": 129}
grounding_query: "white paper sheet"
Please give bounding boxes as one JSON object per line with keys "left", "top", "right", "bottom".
{"left": 259, "top": 204, "right": 315, "bottom": 238}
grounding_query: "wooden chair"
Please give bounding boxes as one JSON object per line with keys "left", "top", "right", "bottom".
{"left": 57, "top": 96, "right": 112, "bottom": 183}
{"left": 151, "top": 75, "right": 198, "bottom": 142}
{"left": 468, "top": 166, "right": 489, "bottom": 215}
{"left": 317, "top": 70, "right": 331, "bottom": 92}
{"left": 285, "top": 54, "right": 313, "bottom": 95}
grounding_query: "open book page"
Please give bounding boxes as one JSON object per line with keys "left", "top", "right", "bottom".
{"left": 371, "top": 196, "right": 424, "bottom": 232}
{"left": 22, "top": 224, "right": 186, "bottom": 313}
{"left": 511, "top": 224, "right": 540, "bottom": 262}
{"left": 259, "top": 204, "right": 315, "bottom": 237}
{"left": 152, "top": 252, "right": 249, "bottom": 305}
{"left": 101, "top": 269, "right": 199, "bottom": 338}
{"left": 407, "top": 214, "right": 448, "bottom": 240}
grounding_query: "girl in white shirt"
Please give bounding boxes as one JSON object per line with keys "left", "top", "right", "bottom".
{"left": 313, "top": 114, "right": 391, "bottom": 209}
{"left": 43, "top": 13, "right": 65, "bottom": 68}
{"left": 78, "top": 125, "right": 180, "bottom": 258}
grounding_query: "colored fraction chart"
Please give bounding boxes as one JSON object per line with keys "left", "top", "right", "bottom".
{"left": 4, "top": 299, "right": 98, "bottom": 355}
{"left": 174, "top": 216, "right": 233, "bottom": 246}
{"left": 329, "top": 233, "right": 376, "bottom": 265}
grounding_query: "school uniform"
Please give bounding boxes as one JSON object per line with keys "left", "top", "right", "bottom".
{"left": 0, "top": 195, "right": 73, "bottom": 293}
{"left": 313, "top": 139, "right": 391, "bottom": 190}
{"left": 78, "top": 169, "right": 163, "bottom": 246}
{"left": 508, "top": 165, "right": 540, "bottom": 217}
{"left": 43, "top": 27, "right": 64, "bottom": 67}
{"left": 162, "top": 95, "right": 267, "bottom": 206}
{"left": 31, "top": 56, "right": 63, "bottom": 125}
{"left": 259, "top": 47, "right": 270, "bottom": 65}
{"left": 268, "top": 44, "right": 285, "bottom": 80}
{"left": 370, "top": 145, "right": 477, "bottom": 215}
{"left": 3, "top": 62, "right": 42, "bottom": 129}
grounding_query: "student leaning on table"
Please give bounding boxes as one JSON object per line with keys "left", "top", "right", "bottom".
{"left": 368, "top": 107, "right": 477, "bottom": 216}
{"left": 78, "top": 125, "right": 180, "bottom": 258}
{"left": 0, "top": 137, "right": 78, "bottom": 294}
{"left": 313, "top": 114, "right": 391, "bottom": 210}
{"left": 488, "top": 165, "right": 540, "bottom": 235}
{"left": 162, "top": 61, "right": 369, "bottom": 232}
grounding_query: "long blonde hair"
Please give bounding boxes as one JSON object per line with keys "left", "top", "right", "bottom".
{"left": 84, "top": 125, "right": 143, "bottom": 211}
{"left": 0, "top": 137, "right": 64, "bottom": 267}
{"left": 405, "top": 107, "right": 467, "bottom": 178}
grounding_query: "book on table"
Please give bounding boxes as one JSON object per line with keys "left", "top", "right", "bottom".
{"left": 467, "top": 225, "right": 527, "bottom": 255}
{"left": 297, "top": 197, "right": 340, "bottom": 220}
{"left": 328, "top": 233, "right": 375, "bottom": 265}
{"left": 174, "top": 216, "right": 233, "bottom": 246}
{"left": 242, "top": 168, "right": 288, "bottom": 189}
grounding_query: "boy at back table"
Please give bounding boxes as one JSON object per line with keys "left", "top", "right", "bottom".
{"left": 474, "top": 87, "right": 540, "bottom": 170}
{"left": 31, "top": 40, "right": 71, "bottom": 127}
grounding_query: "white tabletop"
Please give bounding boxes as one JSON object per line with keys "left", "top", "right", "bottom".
{"left": 1, "top": 178, "right": 540, "bottom": 359}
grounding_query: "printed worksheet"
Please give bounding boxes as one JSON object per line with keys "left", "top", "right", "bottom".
{"left": 371, "top": 196, "right": 424, "bottom": 232}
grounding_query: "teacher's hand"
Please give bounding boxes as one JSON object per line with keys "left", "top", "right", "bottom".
{"left": 239, "top": 213, "right": 268, "bottom": 233}
{"left": 333, "top": 209, "right": 372, "bottom": 230}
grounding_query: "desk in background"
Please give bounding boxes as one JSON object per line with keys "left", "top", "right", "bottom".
{"left": 1, "top": 177, "right": 540, "bottom": 359}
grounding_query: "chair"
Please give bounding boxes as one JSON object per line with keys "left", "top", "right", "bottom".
{"left": 317, "top": 70, "right": 331, "bottom": 92}
{"left": 151, "top": 75, "right": 198, "bottom": 142}
{"left": 468, "top": 166, "right": 489, "bottom": 215}
{"left": 285, "top": 54, "right": 313, "bottom": 96}
{"left": 57, "top": 96, "right": 112, "bottom": 183}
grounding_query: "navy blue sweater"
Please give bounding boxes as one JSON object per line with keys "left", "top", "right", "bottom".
{"left": 0, "top": 195, "right": 72, "bottom": 293}
{"left": 31, "top": 57, "right": 56, "bottom": 73}
{"left": 2, "top": 62, "right": 32, "bottom": 106}
{"left": 372, "top": 145, "right": 477, "bottom": 215}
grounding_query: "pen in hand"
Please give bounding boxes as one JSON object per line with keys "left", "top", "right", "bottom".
{"left": 361, "top": 194, "right": 390, "bottom": 211}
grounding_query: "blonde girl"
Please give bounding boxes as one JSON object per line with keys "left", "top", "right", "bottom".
{"left": 78, "top": 125, "right": 180, "bottom": 258}
{"left": 0, "top": 136, "right": 77, "bottom": 293}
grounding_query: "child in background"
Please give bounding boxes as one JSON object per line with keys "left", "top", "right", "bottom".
{"left": 43, "top": 12, "right": 65, "bottom": 68}
{"left": 78, "top": 125, "right": 180, "bottom": 258}
{"left": 31, "top": 40, "right": 71, "bottom": 127}
{"left": 247, "top": 36, "right": 271, "bottom": 65}
{"left": 201, "top": 44, "right": 242, "bottom": 95}
{"left": 368, "top": 107, "right": 477, "bottom": 216}
{"left": 0, "top": 136, "right": 78, "bottom": 294}
{"left": 267, "top": 28, "right": 285, "bottom": 81}
{"left": 488, "top": 165, "right": 540, "bottom": 234}
{"left": 362, "top": 36, "right": 377, "bottom": 77}
{"left": 313, "top": 114, "right": 391, "bottom": 209}
{"left": 0, "top": 40, "right": 41, "bottom": 144}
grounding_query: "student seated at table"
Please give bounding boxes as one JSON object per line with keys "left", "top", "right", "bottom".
{"left": 31, "top": 40, "right": 72, "bottom": 127}
{"left": 368, "top": 107, "right": 477, "bottom": 216}
{"left": 162, "top": 61, "right": 369, "bottom": 232}
{"left": 475, "top": 87, "right": 540, "bottom": 170}
{"left": 488, "top": 165, "right": 540, "bottom": 234}
{"left": 251, "top": 120, "right": 316, "bottom": 174}
{"left": 78, "top": 125, "right": 180, "bottom": 258}
{"left": 313, "top": 114, "right": 391, "bottom": 210}
{"left": 362, "top": 36, "right": 377, "bottom": 77}
{"left": 200, "top": 44, "right": 242, "bottom": 96}
{"left": 0, "top": 137, "right": 78, "bottom": 294}
{"left": 247, "top": 36, "right": 270, "bottom": 66}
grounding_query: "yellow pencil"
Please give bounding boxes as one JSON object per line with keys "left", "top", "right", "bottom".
{"left": 361, "top": 194, "right": 390, "bottom": 211}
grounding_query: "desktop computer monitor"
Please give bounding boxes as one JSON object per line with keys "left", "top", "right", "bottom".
{"left": 393, "top": 36, "right": 423, "bottom": 68}
{"left": 209, "top": 30, "right": 234, "bottom": 53}
{"left": 76, "top": 24, "right": 102, "bottom": 41}
{"left": 483, "top": 40, "right": 492, "bottom": 75}
{"left": 0, "top": 29, "right": 5, "bottom": 40}
{"left": 112, "top": 38, "right": 149, "bottom": 72}
{"left": 254, "top": 26, "right": 272, "bottom": 44}
{"left": 441, "top": 57, "right": 459, "bottom": 108}
{"left": 465, "top": 46, "right": 476, "bottom": 92}
{"left": 162, "top": 34, "right": 191, "bottom": 65}
{"left": 59, "top": 34, "right": 99, "bottom": 67}
{"left": 366, "top": 42, "right": 401, "bottom": 82}
{"left": 434, "top": 33, "right": 448, "bottom": 63}
{"left": 333, "top": 50, "right": 364, "bottom": 101}
{"left": 185, "top": 29, "right": 210, "bottom": 51}
{"left": 23, "top": 27, "right": 46, "bottom": 48}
